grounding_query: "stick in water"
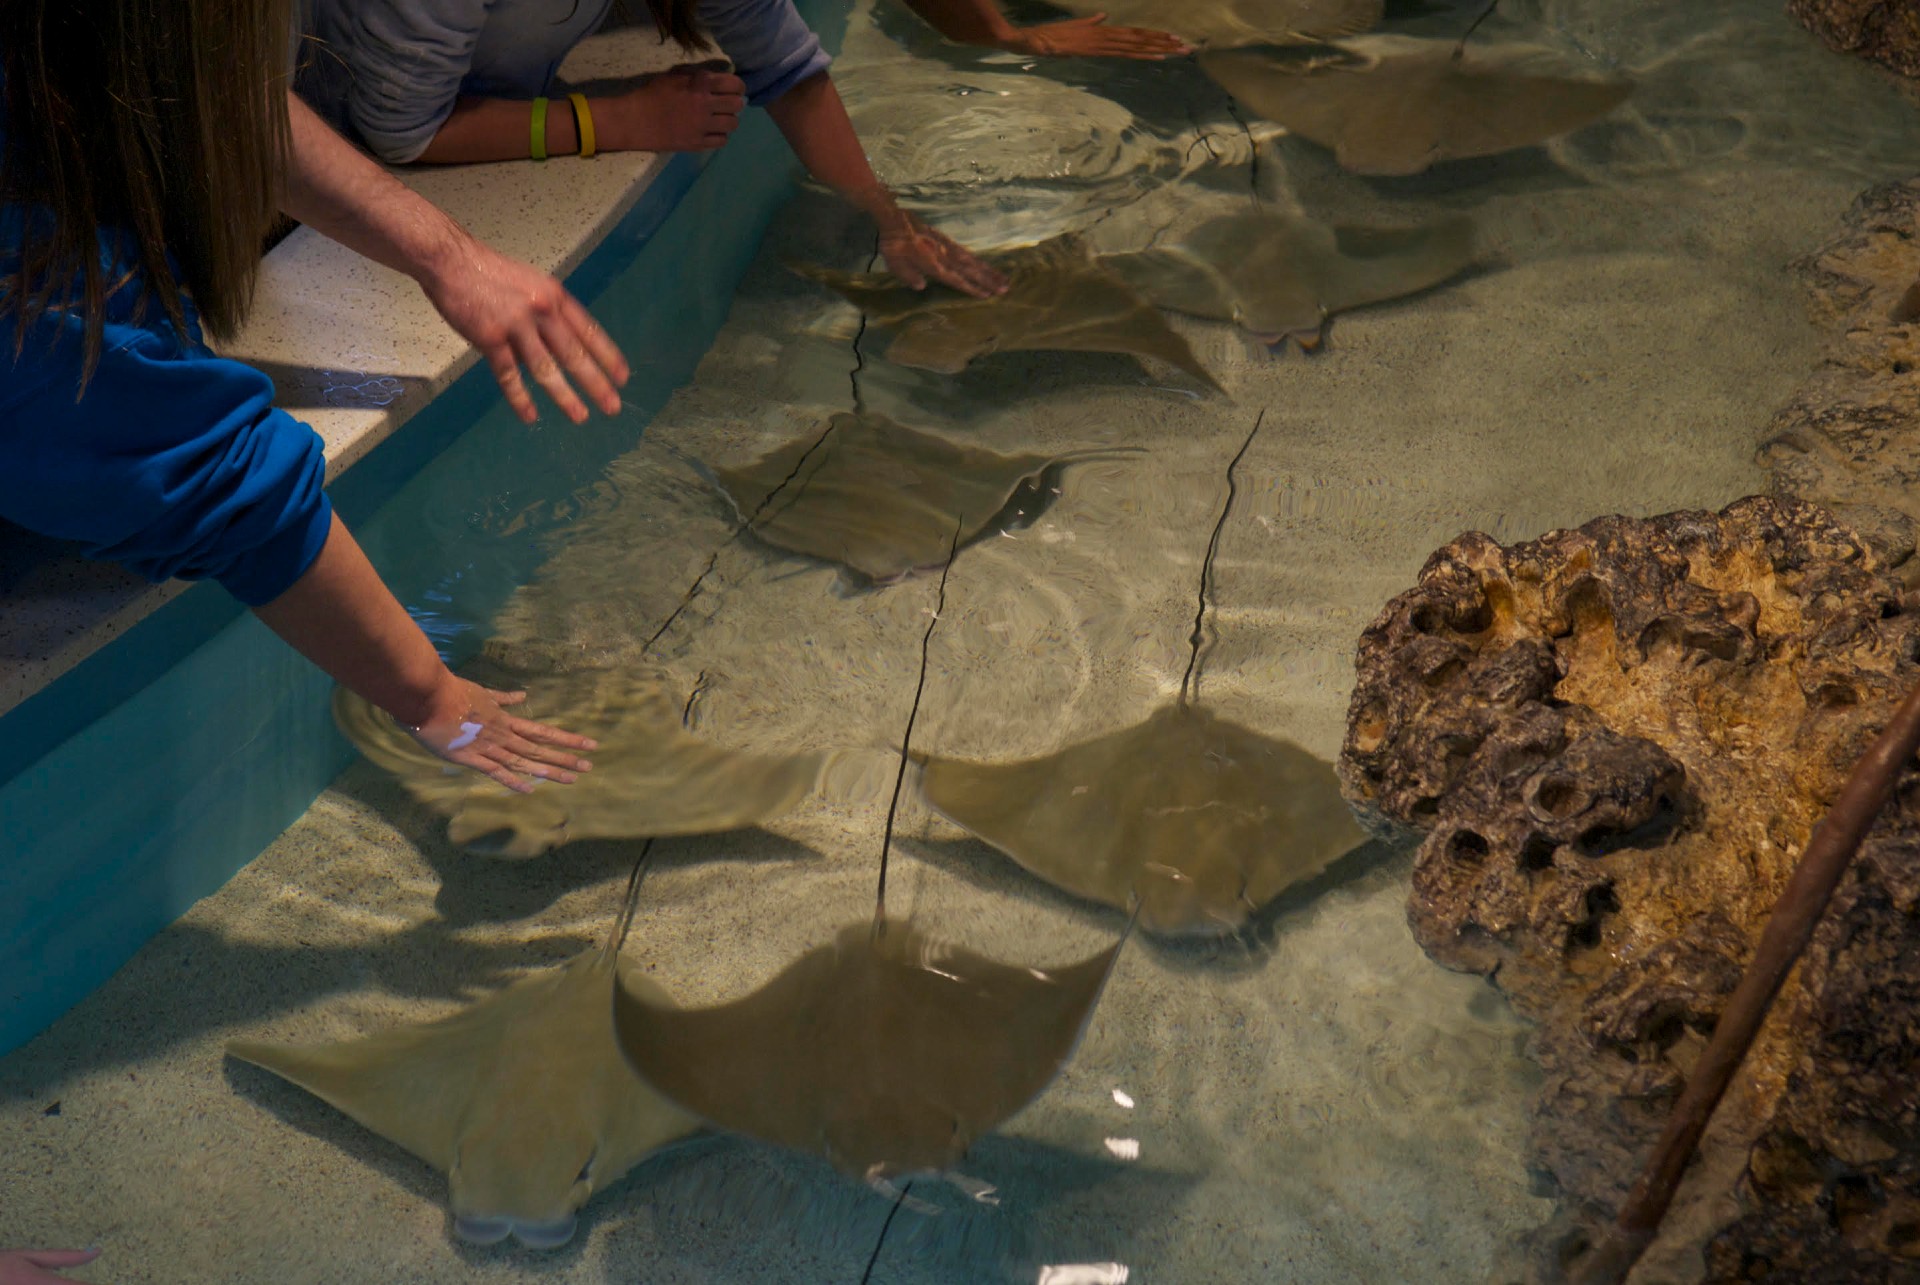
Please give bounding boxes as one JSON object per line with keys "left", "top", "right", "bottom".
{"left": 1571, "top": 676, "right": 1920, "bottom": 1283}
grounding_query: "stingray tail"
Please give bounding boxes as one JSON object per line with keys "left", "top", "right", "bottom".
{"left": 609, "top": 840, "right": 656, "bottom": 958}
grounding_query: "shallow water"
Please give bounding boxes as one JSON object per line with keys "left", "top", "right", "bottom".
{"left": 7, "top": 1, "right": 1920, "bottom": 1281}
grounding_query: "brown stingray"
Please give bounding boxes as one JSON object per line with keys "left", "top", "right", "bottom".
{"left": 613, "top": 918, "right": 1122, "bottom": 1182}
{"left": 1199, "top": 35, "right": 1632, "bottom": 176}
{"left": 333, "top": 673, "right": 823, "bottom": 858}
{"left": 227, "top": 869, "right": 698, "bottom": 1249}
{"left": 1051, "top": 0, "right": 1381, "bottom": 48}
{"left": 918, "top": 703, "right": 1366, "bottom": 936}
{"left": 797, "top": 234, "right": 1219, "bottom": 389}
{"left": 710, "top": 412, "right": 1124, "bottom": 586}
{"left": 1104, "top": 211, "right": 1475, "bottom": 349}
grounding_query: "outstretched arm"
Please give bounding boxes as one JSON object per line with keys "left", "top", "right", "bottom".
{"left": 253, "top": 515, "right": 597, "bottom": 791}
{"left": 894, "top": 0, "right": 1188, "bottom": 59}
{"left": 281, "top": 94, "right": 628, "bottom": 425}
{"left": 764, "top": 73, "right": 1006, "bottom": 297}
{"left": 411, "top": 67, "right": 748, "bottom": 164}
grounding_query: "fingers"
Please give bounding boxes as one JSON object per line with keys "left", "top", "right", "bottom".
{"left": 1032, "top": 15, "right": 1190, "bottom": 58}
{"left": 696, "top": 70, "right": 747, "bottom": 97}
{"left": 23, "top": 1250, "right": 102, "bottom": 1269}
{"left": 536, "top": 307, "right": 622, "bottom": 418}
{"left": 483, "top": 342, "right": 539, "bottom": 424}
{"left": 509, "top": 323, "right": 591, "bottom": 424}
{"left": 559, "top": 294, "right": 630, "bottom": 390}
{"left": 1097, "top": 28, "right": 1190, "bottom": 57}
{"left": 485, "top": 687, "right": 529, "bottom": 708}
{"left": 505, "top": 714, "right": 599, "bottom": 754}
{"left": 923, "top": 234, "right": 1008, "bottom": 298}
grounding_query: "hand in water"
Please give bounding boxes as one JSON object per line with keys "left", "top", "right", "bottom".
{"left": 0, "top": 1249, "right": 101, "bottom": 1285}
{"left": 877, "top": 210, "right": 1008, "bottom": 298}
{"left": 408, "top": 677, "right": 598, "bottom": 793}
{"left": 999, "top": 14, "right": 1190, "bottom": 59}
{"left": 417, "top": 236, "right": 630, "bottom": 426}
{"left": 604, "top": 67, "right": 747, "bottom": 152}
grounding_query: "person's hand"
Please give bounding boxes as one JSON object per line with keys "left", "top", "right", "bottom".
{"left": 406, "top": 675, "right": 598, "bottom": 793}
{"left": 414, "top": 234, "right": 629, "bottom": 425}
{"left": 0, "top": 1249, "right": 101, "bottom": 1285}
{"left": 876, "top": 209, "right": 1008, "bottom": 297}
{"left": 601, "top": 66, "right": 747, "bottom": 153}
{"left": 998, "top": 14, "right": 1190, "bottom": 59}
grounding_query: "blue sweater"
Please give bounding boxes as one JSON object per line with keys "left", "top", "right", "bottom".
{"left": 0, "top": 211, "right": 333, "bottom": 607}
{"left": 297, "top": 0, "right": 831, "bottom": 164}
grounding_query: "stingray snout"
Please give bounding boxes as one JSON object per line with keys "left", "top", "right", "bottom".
{"left": 452, "top": 1213, "right": 578, "bottom": 1250}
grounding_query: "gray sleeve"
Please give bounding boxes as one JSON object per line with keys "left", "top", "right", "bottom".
{"left": 697, "top": 0, "right": 832, "bottom": 107}
{"left": 307, "top": 0, "right": 490, "bottom": 163}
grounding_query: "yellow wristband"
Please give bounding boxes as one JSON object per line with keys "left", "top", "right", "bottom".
{"left": 530, "top": 96, "right": 549, "bottom": 161}
{"left": 569, "top": 92, "right": 596, "bottom": 159}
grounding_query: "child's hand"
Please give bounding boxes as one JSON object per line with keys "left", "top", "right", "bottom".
{"left": 0, "top": 1249, "right": 101, "bottom": 1285}
{"left": 604, "top": 66, "right": 746, "bottom": 153}
{"left": 877, "top": 211, "right": 1009, "bottom": 298}
{"left": 407, "top": 675, "right": 598, "bottom": 793}
{"left": 998, "top": 14, "right": 1190, "bottom": 59}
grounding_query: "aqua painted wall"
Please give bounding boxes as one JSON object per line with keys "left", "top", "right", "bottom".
{"left": 0, "top": 0, "right": 846, "bottom": 1054}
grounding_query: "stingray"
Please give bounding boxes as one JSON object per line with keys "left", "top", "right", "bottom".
{"left": 614, "top": 542, "right": 1126, "bottom": 1191}
{"left": 227, "top": 865, "right": 699, "bottom": 1248}
{"left": 917, "top": 703, "right": 1365, "bottom": 936}
{"left": 333, "top": 673, "right": 824, "bottom": 858}
{"left": 797, "top": 233, "right": 1219, "bottom": 390}
{"left": 1104, "top": 210, "right": 1475, "bottom": 350}
{"left": 1199, "top": 35, "right": 1632, "bottom": 176}
{"left": 1050, "top": 0, "right": 1382, "bottom": 48}
{"left": 709, "top": 412, "right": 1124, "bottom": 586}
{"left": 614, "top": 918, "right": 1123, "bottom": 1186}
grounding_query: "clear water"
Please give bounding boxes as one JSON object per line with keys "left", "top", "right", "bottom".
{"left": 7, "top": 1, "right": 1920, "bottom": 1281}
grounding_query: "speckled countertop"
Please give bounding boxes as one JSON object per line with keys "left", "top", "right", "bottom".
{"left": 0, "top": 24, "right": 703, "bottom": 720}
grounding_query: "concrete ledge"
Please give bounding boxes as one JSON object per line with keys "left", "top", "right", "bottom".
{"left": 0, "top": 25, "right": 696, "bottom": 720}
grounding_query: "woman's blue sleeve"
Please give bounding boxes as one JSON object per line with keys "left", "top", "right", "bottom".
{"left": 0, "top": 325, "right": 334, "bottom": 608}
{"left": 305, "top": 0, "right": 490, "bottom": 163}
{"left": 698, "top": 0, "right": 832, "bottom": 106}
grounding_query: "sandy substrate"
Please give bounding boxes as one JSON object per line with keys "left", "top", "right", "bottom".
{"left": 8, "top": 1, "right": 1920, "bottom": 1281}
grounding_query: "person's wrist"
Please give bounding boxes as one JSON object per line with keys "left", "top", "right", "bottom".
{"left": 387, "top": 662, "right": 462, "bottom": 732}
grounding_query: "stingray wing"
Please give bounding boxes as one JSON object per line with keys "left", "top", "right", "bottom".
{"left": 614, "top": 922, "right": 1122, "bottom": 1177}
{"left": 872, "top": 928, "right": 1124, "bottom": 1143}
{"left": 226, "top": 970, "right": 575, "bottom": 1172}
{"left": 1050, "top": 0, "right": 1380, "bottom": 47}
{"left": 714, "top": 414, "right": 1070, "bottom": 582}
{"left": 924, "top": 706, "right": 1367, "bottom": 933}
{"left": 613, "top": 938, "right": 848, "bottom": 1157}
{"left": 1427, "top": 53, "right": 1633, "bottom": 165}
{"left": 336, "top": 681, "right": 821, "bottom": 858}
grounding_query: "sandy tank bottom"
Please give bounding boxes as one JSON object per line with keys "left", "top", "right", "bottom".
{"left": 7, "top": 0, "right": 1920, "bottom": 1280}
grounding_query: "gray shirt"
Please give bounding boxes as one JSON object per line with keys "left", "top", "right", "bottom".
{"left": 298, "top": 0, "right": 830, "bottom": 163}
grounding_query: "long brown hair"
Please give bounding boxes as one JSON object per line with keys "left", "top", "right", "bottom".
{"left": 641, "top": 0, "right": 703, "bottom": 50}
{"left": 0, "top": 0, "right": 293, "bottom": 373}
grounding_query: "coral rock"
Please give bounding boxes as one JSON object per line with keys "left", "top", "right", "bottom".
{"left": 1340, "top": 496, "right": 1920, "bottom": 1280}
{"left": 1789, "top": 0, "right": 1920, "bottom": 80}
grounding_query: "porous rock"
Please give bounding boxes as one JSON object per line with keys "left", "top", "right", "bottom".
{"left": 1789, "top": 0, "right": 1920, "bottom": 79}
{"left": 1763, "top": 176, "right": 1920, "bottom": 571}
{"left": 1340, "top": 496, "right": 1920, "bottom": 1281}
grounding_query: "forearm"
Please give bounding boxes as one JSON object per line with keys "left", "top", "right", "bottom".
{"left": 893, "top": 0, "right": 1017, "bottom": 46}
{"left": 281, "top": 93, "right": 472, "bottom": 284}
{"left": 765, "top": 73, "right": 898, "bottom": 223}
{"left": 252, "top": 514, "right": 450, "bottom": 728}
{"left": 413, "top": 95, "right": 591, "bottom": 164}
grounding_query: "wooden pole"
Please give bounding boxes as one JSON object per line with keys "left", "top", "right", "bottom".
{"left": 1570, "top": 677, "right": 1920, "bottom": 1284}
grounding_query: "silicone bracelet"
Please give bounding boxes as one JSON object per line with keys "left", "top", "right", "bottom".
{"left": 569, "top": 92, "right": 596, "bottom": 159}
{"left": 530, "top": 96, "right": 549, "bottom": 161}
